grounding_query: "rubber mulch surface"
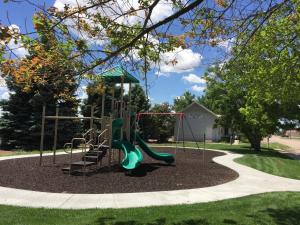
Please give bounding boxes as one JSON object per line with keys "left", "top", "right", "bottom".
{"left": 0, "top": 148, "right": 238, "bottom": 193}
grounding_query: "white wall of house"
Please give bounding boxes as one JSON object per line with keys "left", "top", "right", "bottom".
{"left": 174, "top": 102, "right": 224, "bottom": 142}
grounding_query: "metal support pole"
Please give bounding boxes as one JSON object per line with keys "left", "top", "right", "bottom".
{"left": 108, "top": 116, "right": 113, "bottom": 169}
{"left": 90, "top": 105, "right": 95, "bottom": 142}
{"left": 128, "top": 82, "right": 132, "bottom": 142}
{"left": 101, "top": 90, "right": 105, "bottom": 119}
{"left": 203, "top": 133, "right": 206, "bottom": 150}
{"left": 203, "top": 133, "right": 206, "bottom": 162}
{"left": 182, "top": 114, "right": 185, "bottom": 150}
{"left": 39, "top": 105, "right": 46, "bottom": 166}
{"left": 53, "top": 106, "right": 59, "bottom": 164}
{"left": 111, "top": 86, "right": 115, "bottom": 116}
{"left": 119, "top": 77, "right": 124, "bottom": 164}
{"left": 120, "top": 77, "right": 124, "bottom": 119}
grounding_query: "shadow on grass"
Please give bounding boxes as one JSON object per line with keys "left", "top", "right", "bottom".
{"left": 264, "top": 207, "right": 300, "bottom": 225}
{"left": 219, "top": 147, "right": 292, "bottom": 160}
{"left": 266, "top": 206, "right": 300, "bottom": 225}
{"left": 96, "top": 217, "right": 212, "bottom": 225}
{"left": 246, "top": 207, "right": 300, "bottom": 225}
{"left": 95, "top": 207, "right": 300, "bottom": 225}
{"left": 157, "top": 143, "right": 293, "bottom": 160}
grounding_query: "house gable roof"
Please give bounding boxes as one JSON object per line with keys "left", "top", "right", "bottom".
{"left": 180, "top": 101, "right": 219, "bottom": 118}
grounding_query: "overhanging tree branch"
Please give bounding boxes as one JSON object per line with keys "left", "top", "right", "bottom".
{"left": 82, "top": 0, "right": 206, "bottom": 73}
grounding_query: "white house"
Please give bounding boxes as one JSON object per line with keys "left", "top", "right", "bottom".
{"left": 174, "top": 102, "right": 229, "bottom": 142}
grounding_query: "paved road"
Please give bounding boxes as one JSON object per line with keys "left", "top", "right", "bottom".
{"left": 268, "top": 135, "right": 300, "bottom": 150}
{"left": 0, "top": 150, "right": 11, "bottom": 156}
{"left": 267, "top": 135, "right": 300, "bottom": 159}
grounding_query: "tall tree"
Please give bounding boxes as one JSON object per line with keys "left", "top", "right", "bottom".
{"left": 126, "top": 84, "right": 151, "bottom": 139}
{"left": 128, "top": 84, "right": 150, "bottom": 113}
{"left": 202, "top": 2, "right": 300, "bottom": 150}
{"left": 0, "top": 13, "right": 81, "bottom": 150}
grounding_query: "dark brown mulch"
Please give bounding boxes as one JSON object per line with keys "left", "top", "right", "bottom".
{"left": 0, "top": 147, "right": 238, "bottom": 194}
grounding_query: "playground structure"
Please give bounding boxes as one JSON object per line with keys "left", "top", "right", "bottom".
{"left": 39, "top": 66, "right": 175, "bottom": 174}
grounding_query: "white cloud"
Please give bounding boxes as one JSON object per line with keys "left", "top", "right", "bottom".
{"left": 54, "top": 0, "right": 78, "bottom": 10}
{"left": 116, "top": 83, "right": 130, "bottom": 95}
{"left": 0, "top": 87, "right": 10, "bottom": 100}
{"left": 158, "top": 47, "right": 202, "bottom": 74}
{"left": 182, "top": 73, "right": 206, "bottom": 84}
{"left": 1, "top": 91, "right": 9, "bottom": 100}
{"left": 76, "top": 85, "right": 88, "bottom": 100}
{"left": 0, "top": 73, "right": 6, "bottom": 87}
{"left": 54, "top": 0, "right": 175, "bottom": 26}
{"left": 191, "top": 85, "right": 205, "bottom": 92}
{"left": 52, "top": 0, "right": 184, "bottom": 49}
{"left": 64, "top": 17, "right": 108, "bottom": 46}
{"left": 2, "top": 24, "right": 29, "bottom": 58}
{"left": 53, "top": 1, "right": 203, "bottom": 78}
{"left": 149, "top": 1, "right": 174, "bottom": 24}
{"left": 7, "top": 39, "right": 29, "bottom": 58}
{"left": 53, "top": 1, "right": 202, "bottom": 76}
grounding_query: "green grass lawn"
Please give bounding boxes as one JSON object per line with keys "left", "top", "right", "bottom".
{"left": 0, "top": 192, "right": 299, "bottom": 225}
{"left": 152, "top": 141, "right": 290, "bottom": 151}
{"left": 152, "top": 142, "right": 300, "bottom": 180}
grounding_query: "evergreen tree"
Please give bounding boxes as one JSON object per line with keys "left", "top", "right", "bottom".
{"left": 128, "top": 84, "right": 150, "bottom": 113}
{"left": 0, "top": 13, "right": 80, "bottom": 150}
{"left": 127, "top": 84, "right": 151, "bottom": 139}
{"left": 81, "top": 82, "right": 117, "bottom": 131}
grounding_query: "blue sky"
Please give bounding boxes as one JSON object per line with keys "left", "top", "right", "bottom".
{"left": 0, "top": 0, "right": 231, "bottom": 104}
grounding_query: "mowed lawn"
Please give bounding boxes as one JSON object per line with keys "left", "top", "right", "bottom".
{"left": 0, "top": 192, "right": 299, "bottom": 225}
{"left": 153, "top": 142, "right": 300, "bottom": 180}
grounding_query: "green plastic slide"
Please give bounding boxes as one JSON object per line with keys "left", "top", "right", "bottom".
{"left": 133, "top": 131, "right": 175, "bottom": 164}
{"left": 117, "top": 140, "right": 143, "bottom": 170}
{"left": 112, "top": 118, "right": 143, "bottom": 170}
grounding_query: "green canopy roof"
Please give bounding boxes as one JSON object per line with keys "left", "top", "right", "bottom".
{"left": 99, "top": 66, "right": 139, "bottom": 83}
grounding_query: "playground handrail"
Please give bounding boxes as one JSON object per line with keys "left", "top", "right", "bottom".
{"left": 82, "top": 128, "right": 95, "bottom": 139}
{"left": 63, "top": 143, "right": 72, "bottom": 154}
{"left": 97, "top": 129, "right": 108, "bottom": 145}
{"left": 69, "top": 137, "right": 87, "bottom": 174}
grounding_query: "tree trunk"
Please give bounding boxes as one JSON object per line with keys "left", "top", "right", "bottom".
{"left": 250, "top": 137, "right": 261, "bottom": 151}
{"left": 246, "top": 133, "right": 262, "bottom": 151}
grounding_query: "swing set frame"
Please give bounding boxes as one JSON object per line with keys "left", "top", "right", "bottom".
{"left": 136, "top": 112, "right": 204, "bottom": 160}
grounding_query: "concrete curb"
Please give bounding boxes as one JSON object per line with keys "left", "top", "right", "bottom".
{"left": 0, "top": 147, "right": 299, "bottom": 209}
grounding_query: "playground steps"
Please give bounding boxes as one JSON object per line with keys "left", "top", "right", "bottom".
{"left": 62, "top": 161, "right": 96, "bottom": 173}
{"left": 90, "top": 144, "right": 109, "bottom": 151}
{"left": 83, "top": 155, "right": 99, "bottom": 163}
{"left": 62, "top": 146, "right": 108, "bottom": 174}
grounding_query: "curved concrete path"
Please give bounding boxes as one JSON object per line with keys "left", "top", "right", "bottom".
{"left": 0, "top": 148, "right": 299, "bottom": 209}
